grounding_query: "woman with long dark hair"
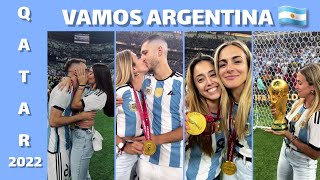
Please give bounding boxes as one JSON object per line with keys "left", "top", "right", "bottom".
{"left": 70, "top": 63, "right": 114, "bottom": 180}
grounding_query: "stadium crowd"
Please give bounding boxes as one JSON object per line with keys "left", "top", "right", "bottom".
{"left": 254, "top": 32, "right": 320, "bottom": 94}
{"left": 116, "top": 32, "right": 183, "bottom": 73}
{"left": 185, "top": 32, "right": 252, "bottom": 69}
{"left": 48, "top": 36, "right": 114, "bottom": 99}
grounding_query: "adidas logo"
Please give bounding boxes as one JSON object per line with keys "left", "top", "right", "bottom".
{"left": 167, "top": 90, "right": 175, "bottom": 95}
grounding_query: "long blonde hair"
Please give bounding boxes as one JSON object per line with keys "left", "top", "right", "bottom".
{"left": 289, "top": 63, "right": 320, "bottom": 126}
{"left": 116, "top": 50, "right": 135, "bottom": 87}
{"left": 185, "top": 53, "right": 227, "bottom": 156}
{"left": 214, "top": 40, "right": 252, "bottom": 140}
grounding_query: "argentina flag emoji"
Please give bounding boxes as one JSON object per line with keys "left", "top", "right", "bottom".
{"left": 278, "top": 6, "right": 307, "bottom": 26}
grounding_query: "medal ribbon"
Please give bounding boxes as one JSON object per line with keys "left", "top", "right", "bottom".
{"left": 204, "top": 104, "right": 220, "bottom": 135}
{"left": 132, "top": 85, "right": 152, "bottom": 141}
{"left": 227, "top": 101, "right": 236, "bottom": 161}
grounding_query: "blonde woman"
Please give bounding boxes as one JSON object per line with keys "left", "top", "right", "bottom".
{"left": 116, "top": 50, "right": 149, "bottom": 180}
{"left": 214, "top": 40, "right": 253, "bottom": 179}
{"left": 267, "top": 63, "right": 320, "bottom": 180}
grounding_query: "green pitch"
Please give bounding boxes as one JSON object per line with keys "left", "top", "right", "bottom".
{"left": 254, "top": 128, "right": 320, "bottom": 179}
{"left": 89, "top": 111, "right": 114, "bottom": 180}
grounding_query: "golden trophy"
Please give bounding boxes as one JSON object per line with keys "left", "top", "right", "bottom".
{"left": 268, "top": 79, "right": 289, "bottom": 131}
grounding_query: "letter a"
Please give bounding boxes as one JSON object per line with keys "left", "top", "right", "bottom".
{"left": 18, "top": 38, "right": 30, "bottom": 52}
{"left": 18, "top": 102, "right": 30, "bottom": 115}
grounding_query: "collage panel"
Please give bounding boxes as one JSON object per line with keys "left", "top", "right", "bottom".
{"left": 115, "top": 32, "right": 184, "bottom": 180}
{"left": 47, "top": 31, "right": 114, "bottom": 180}
{"left": 185, "top": 32, "right": 253, "bottom": 180}
{"left": 253, "top": 31, "right": 320, "bottom": 180}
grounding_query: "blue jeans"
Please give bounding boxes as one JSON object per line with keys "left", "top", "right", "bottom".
{"left": 277, "top": 142, "right": 317, "bottom": 180}
{"left": 71, "top": 128, "right": 94, "bottom": 180}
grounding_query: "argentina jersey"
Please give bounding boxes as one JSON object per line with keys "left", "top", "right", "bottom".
{"left": 116, "top": 84, "right": 143, "bottom": 138}
{"left": 185, "top": 115, "right": 226, "bottom": 180}
{"left": 82, "top": 89, "right": 107, "bottom": 112}
{"left": 233, "top": 103, "right": 253, "bottom": 158}
{"left": 286, "top": 101, "right": 320, "bottom": 151}
{"left": 47, "top": 85, "right": 73, "bottom": 153}
{"left": 140, "top": 72, "right": 184, "bottom": 168}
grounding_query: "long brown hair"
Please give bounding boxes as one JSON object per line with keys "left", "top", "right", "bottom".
{"left": 185, "top": 53, "right": 227, "bottom": 156}
{"left": 92, "top": 63, "right": 114, "bottom": 117}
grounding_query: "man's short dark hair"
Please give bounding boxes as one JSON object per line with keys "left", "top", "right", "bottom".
{"left": 64, "top": 58, "right": 86, "bottom": 72}
{"left": 141, "top": 34, "right": 167, "bottom": 46}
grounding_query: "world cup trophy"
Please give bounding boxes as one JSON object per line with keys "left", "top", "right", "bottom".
{"left": 268, "top": 79, "right": 289, "bottom": 131}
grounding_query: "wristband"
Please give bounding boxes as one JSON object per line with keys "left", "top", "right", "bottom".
{"left": 121, "top": 141, "right": 128, "bottom": 151}
{"left": 117, "top": 141, "right": 127, "bottom": 155}
{"left": 79, "top": 84, "right": 86, "bottom": 86}
{"left": 289, "top": 135, "right": 297, "bottom": 144}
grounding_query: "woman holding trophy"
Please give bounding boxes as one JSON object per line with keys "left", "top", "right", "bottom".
{"left": 214, "top": 40, "right": 253, "bottom": 179}
{"left": 267, "top": 63, "right": 320, "bottom": 180}
{"left": 185, "top": 53, "right": 227, "bottom": 180}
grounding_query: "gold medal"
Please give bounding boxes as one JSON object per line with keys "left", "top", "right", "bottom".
{"left": 144, "top": 140, "right": 156, "bottom": 156}
{"left": 187, "top": 112, "right": 206, "bottom": 135}
{"left": 222, "top": 161, "right": 237, "bottom": 175}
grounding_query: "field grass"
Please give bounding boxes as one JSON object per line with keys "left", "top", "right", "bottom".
{"left": 254, "top": 128, "right": 320, "bottom": 179}
{"left": 89, "top": 111, "right": 114, "bottom": 180}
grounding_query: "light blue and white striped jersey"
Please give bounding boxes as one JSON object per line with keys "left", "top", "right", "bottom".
{"left": 232, "top": 103, "right": 253, "bottom": 158}
{"left": 185, "top": 115, "right": 226, "bottom": 180}
{"left": 285, "top": 100, "right": 320, "bottom": 151}
{"left": 116, "top": 84, "right": 143, "bottom": 138}
{"left": 140, "top": 72, "right": 184, "bottom": 168}
{"left": 82, "top": 89, "right": 107, "bottom": 112}
{"left": 47, "top": 85, "right": 73, "bottom": 153}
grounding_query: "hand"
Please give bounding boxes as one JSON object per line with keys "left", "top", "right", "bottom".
{"left": 185, "top": 113, "right": 190, "bottom": 139}
{"left": 58, "top": 77, "right": 72, "bottom": 91}
{"left": 132, "top": 136, "right": 146, "bottom": 143}
{"left": 76, "top": 66, "right": 88, "bottom": 85}
{"left": 76, "top": 119, "right": 95, "bottom": 128}
{"left": 265, "top": 129, "right": 289, "bottom": 137}
{"left": 116, "top": 94, "right": 123, "bottom": 107}
{"left": 124, "top": 141, "right": 144, "bottom": 155}
{"left": 270, "top": 107, "right": 277, "bottom": 115}
{"left": 132, "top": 134, "right": 159, "bottom": 145}
{"left": 80, "top": 111, "right": 96, "bottom": 121}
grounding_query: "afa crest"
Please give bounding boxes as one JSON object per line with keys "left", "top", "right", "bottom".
{"left": 145, "top": 86, "right": 152, "bottom": 95}
{"left": 299, "top": 119, "right": 306, "bottom": 128}
{"left": 129, "top": 101, "right": 137, "bottom": 112}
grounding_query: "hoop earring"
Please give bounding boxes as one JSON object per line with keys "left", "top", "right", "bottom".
{"left": 311, "top": 90, "right": 316, "bottom": 95}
